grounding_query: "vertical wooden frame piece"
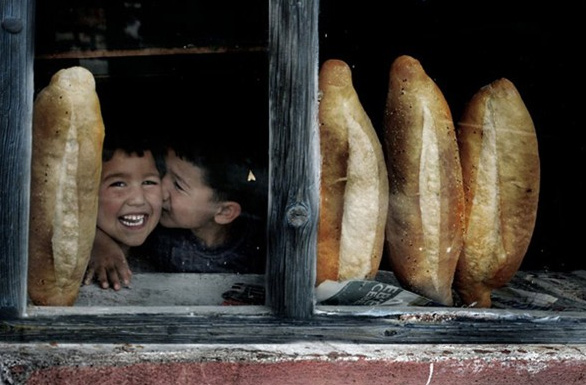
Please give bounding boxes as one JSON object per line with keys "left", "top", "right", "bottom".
{"left": 267, "top": 0, "right": 320, "bottom": 318}
{"left": 0, "top": 0, "right": 34, "bottom": 318}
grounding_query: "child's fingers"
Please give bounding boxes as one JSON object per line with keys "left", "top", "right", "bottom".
{"left": 105, "top": 268, "right": 122, "bottom": 291}
{"left": 95, "top": 267, "right": 111, "bottom": 289}
{"left": 119, "top": 269, "right": 132, "bottom": 287}
{"left": 115, "top": 260, "right": 132, "bottom": 287}
{"left": 83, "top": 267, "right": 95, "bottom": 285}
{"left": 84, "top": 256, "right": 132, "bottom": 290}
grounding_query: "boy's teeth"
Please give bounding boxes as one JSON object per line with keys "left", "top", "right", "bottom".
{"left": 120, "top": 214, "right": 146, "bottom": 227}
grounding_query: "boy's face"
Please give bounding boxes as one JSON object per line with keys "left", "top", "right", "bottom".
{"left": 97, "top": 150, "right": 162, "bottom": 248}
{"left": 160, "top": 149, "right": 220, "bottom": 230}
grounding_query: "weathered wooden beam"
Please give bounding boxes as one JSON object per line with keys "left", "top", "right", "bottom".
{"left": 267, "top": 0, "right": 319, "bottom": 318}
{"left": 0, "top": 0, "right": 34, "bottom": 318}
{"left": 2, "top": 309, "right": 586, "bottom": 344}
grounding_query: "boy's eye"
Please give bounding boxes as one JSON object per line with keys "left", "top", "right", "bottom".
{"left": 173, "top": 180, "right": 185, "bottom": 191}
{"left": 143, "top": 178, "right": 160, "bottom": 186}
{"left": 109, "top": 181, "right": 126, "bottom": 188}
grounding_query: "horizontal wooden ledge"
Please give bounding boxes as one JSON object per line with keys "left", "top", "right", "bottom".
{"left": 2, "top": 307, "right": 586, "bottom": 345}
{"left": 35, "top": 45, "right": 267, "bottom": 60}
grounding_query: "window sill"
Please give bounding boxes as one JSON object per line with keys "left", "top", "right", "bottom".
{"left": 2, "top": 270, "right": 585, "bottom": 345}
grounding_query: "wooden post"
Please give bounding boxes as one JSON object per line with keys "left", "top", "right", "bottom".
{"left": 267, "top": 0, "right": 319, "bottom": 318}
{"left": 0, "top": 0, "right": 34, "bottom": 318}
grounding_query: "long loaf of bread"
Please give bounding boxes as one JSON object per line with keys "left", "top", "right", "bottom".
{"left": 382, "top": 55, "right": 465, "bottom": 306}
{"left": 28, "top": 66, "right": 105, "bottom": 306}
{"left": 454, "top": 78, "right": 540, "bottom": 308}
{"left": 317, "top": 59, "right": 389, "bottom": 286}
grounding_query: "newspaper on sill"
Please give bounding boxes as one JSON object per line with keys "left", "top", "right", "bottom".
{"left": 315, "top": 270, "right": 586, "bottom": 310}
{"left": 316, "top": 279, "right": 438, "bottom": 307}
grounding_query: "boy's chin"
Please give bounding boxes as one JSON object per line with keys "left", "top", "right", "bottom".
{"left": 121, "top": 238, "right": 147, "bottom": 249}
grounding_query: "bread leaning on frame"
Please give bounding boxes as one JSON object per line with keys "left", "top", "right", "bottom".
{"left": 316, "top": 59, "right": 389, "bottom": 286}
{"left": 28, "top": 66, "right": 105, "bottom": 306}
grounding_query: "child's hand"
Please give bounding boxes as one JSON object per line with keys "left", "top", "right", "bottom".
{"left": 84, "top": 228, "right": 132, "bottom": 290}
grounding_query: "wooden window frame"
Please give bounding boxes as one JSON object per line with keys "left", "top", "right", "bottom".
{"left": 1, "top": 0, "right": 586, "bottom": 344}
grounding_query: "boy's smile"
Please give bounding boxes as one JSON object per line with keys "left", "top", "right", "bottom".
{"left": 119, "top": 214, "right": 148, "bottom": 227}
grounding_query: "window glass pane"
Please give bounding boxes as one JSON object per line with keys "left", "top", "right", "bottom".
{"left": 316, "top": 0, "right": 586, "bottom": 311}
{"left": 31, "top": 0, "right": 268, "bottom": 307}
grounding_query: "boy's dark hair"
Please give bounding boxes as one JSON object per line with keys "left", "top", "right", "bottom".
{"left": 171, "top": 138, "right": 266, "bottom": 218}
{"left": 102, "top": 129, "right": 166, "bottom": 175}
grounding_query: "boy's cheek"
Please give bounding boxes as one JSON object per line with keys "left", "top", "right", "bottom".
{"left": 147, "top": 189, "right": 164, "bottom": 208}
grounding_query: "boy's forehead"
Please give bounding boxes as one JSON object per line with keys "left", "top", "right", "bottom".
{"left": 103, "top": 149, "right": 158, "bottom": 173}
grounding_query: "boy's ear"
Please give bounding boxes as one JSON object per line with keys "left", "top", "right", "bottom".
{"left": 215, "top": 201, "right": 242, "bottom": 225}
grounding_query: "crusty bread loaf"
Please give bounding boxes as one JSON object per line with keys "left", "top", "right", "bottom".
{"left": 382, "top": 55, "right": 465, "bottom": 306}
{"left": 28, "top": 66, "right": 105, "bottom": 306}
{"left": 317, "top": 59, "right": 389, "bottom": 286}
{"left": 454, "top": 78, "right": 540, "bottom": 308}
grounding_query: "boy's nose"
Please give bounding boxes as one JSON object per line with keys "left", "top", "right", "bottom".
{"left": 127, "top": 187, "right": 147, "bottom": 205}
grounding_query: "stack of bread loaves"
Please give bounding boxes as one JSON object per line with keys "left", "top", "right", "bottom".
{"left": 317, "top": 54, "right": 540, "bottom": 308}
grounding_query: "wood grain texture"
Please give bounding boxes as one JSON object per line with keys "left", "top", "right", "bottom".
{"left": 267, "top": 0, "right": 319, "bottom": 319}
{"left": 2, "top": 307, "right": 586, "bottom": 344}
{"left": 0, "top": 0, "right": 35, "bottom": 318}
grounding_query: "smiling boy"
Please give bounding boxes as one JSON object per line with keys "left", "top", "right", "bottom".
{"left": 84, "top": 136, "right": 164, "bottom": 290}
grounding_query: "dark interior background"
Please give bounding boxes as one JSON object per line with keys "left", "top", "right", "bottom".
{"left": 34, "top": 0, "right": 585, "bottom": 271}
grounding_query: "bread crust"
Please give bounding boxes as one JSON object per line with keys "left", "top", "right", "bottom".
{"left": 317, "top": 59, "right": 389, "bottom": 285}
{"left": 382, "top": 55, "right": 465, "bottom": 306}
{"left": 28, "top": 66, "right": 105, "bottom": 306}
{"left": 455, "top": 78, "right": 540, "bottom": 307}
